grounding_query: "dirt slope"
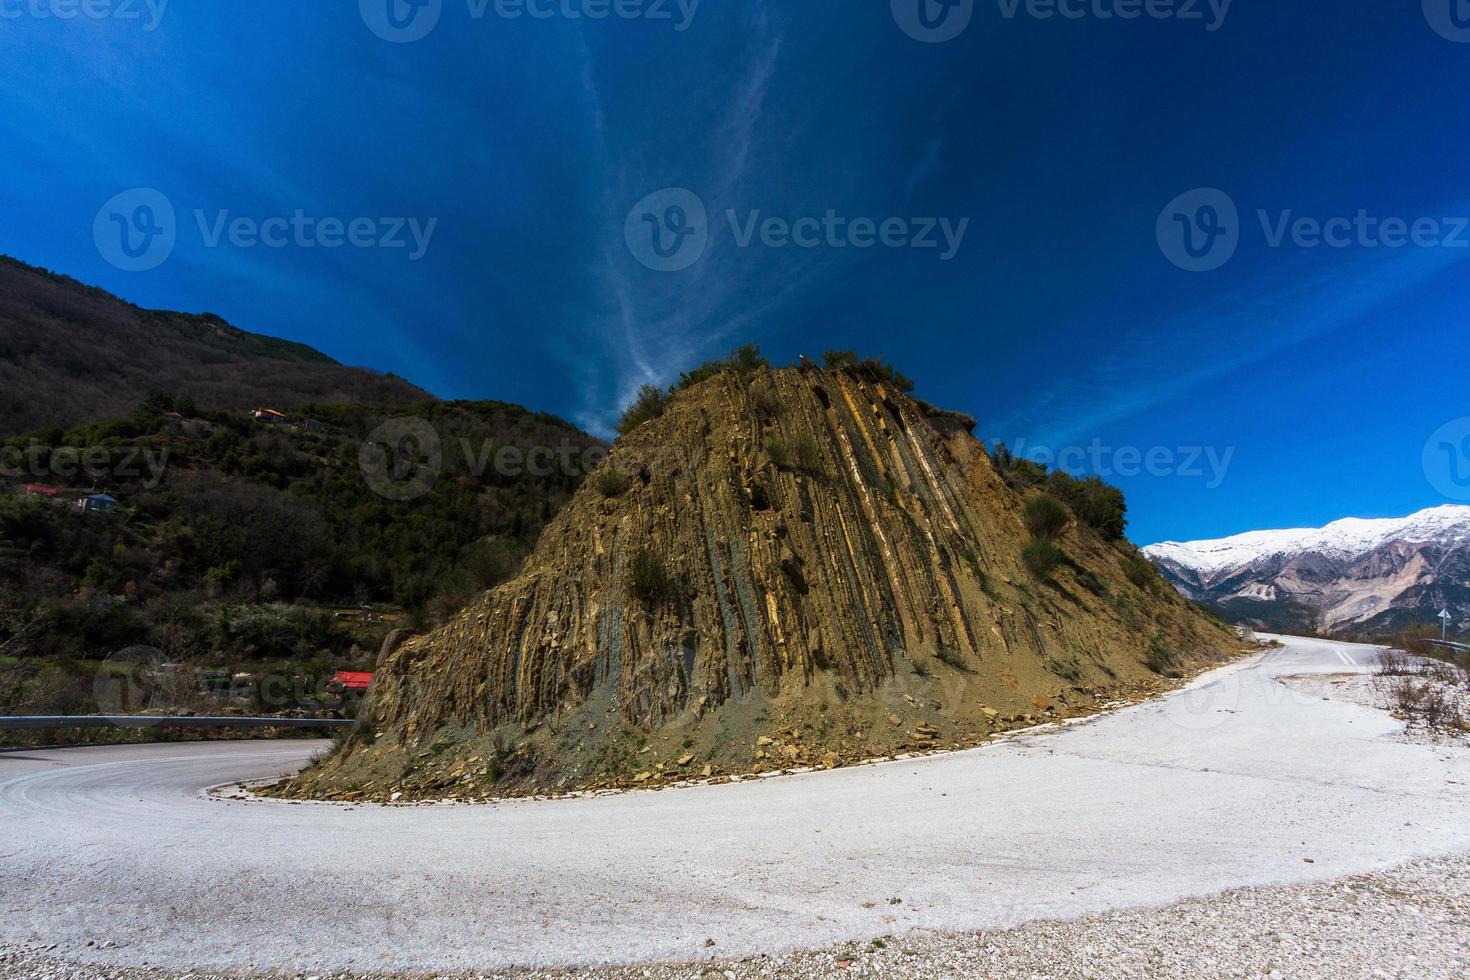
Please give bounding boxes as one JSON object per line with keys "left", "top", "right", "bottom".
{"left": 285, "top": 364, "right": 1235, "bottom": 799}
{"left": 0, "top": 255, "right": 428, "bottom": 434}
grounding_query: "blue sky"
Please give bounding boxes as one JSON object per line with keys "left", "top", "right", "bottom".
{"left": 3, "top": 1, "right": 1469, "bottom": 544}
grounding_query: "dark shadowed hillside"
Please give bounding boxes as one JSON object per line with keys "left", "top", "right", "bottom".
{"left": 0, "top": 256, "right": 428, "bottom": 435}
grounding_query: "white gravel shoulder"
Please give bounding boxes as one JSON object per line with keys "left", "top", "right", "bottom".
{"left": 4, "top": 852, "right": 1468, "bottom": 979}
{"left": 3, "top": 636, "right": 1468, "bottom": 975}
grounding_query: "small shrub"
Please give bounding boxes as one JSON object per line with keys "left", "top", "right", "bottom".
{"left": 960, "top": 545, "right": 990, "bottom": 593}
{"left": 1077, "top": 569, "right": 1108, "bottom": 596}
{"left": 628, "top": 548, "right": 678, "bottom": 605}
{"left": 855, "top": 357, "right": 915, "bottom": 393}
{"left": 1120, "top": 552, "right": 1158, "bottom": 591}
{"left": 764, "top": 435, "right": 791, "bottom": 469}
{"left": 766, "top": 433, "right": 822, "bottom": 475}
{"left": 1146, "top": 633, "right": 1182, "bottom": 677}
{"left": 595, "top": 468, "right": 631, "bottom": 498}
{"left": 790, "top": 434, "right": 821, "bottom": 473}
{"left": 750, "top": 386, "right": 781, "bottom": 420}
{"left": 1375, "top": 648, "right": 1416, "bottom": 677}
{"left": 912, "top": 659, "right": 932, "bottom": 678}
{"left": 616, "top": 384, "right": 670, "bottom": 435}
{"left": 1047, "top": 656, "right": 1082, "bottom": 683}
{"left": 1022, "top": 539, "right": 1064, "bottom": 580}
{"left": 1023, "top": 495, "right": 1070, "bottom": 540}
{"left": 678, "top": 343, "right": 770, "bottom": 390}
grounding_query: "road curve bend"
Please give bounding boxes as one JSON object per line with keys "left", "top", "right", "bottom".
{"left": 2, "top": 635, "right": 1468, "bottom": 973}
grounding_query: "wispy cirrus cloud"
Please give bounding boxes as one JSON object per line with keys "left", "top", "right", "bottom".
{"left": 986, "top": 241, "right": 1470, "bottom": 449}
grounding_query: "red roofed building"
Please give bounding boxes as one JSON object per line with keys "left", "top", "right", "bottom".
{"left": 327, "top": 671, "right": 374, "bottom": 703}
{"left": 333, "top": 671, "right": 374, "bottom": 690}
{"left": 24, "top": 484, "right": 59, "bottom": 497}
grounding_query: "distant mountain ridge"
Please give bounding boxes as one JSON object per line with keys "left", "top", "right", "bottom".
{"left": 0, "top": 255, "right": 429, "bottom": 434}
{"left": 1144, "top": 506, "right": 1470, "bottom": 634}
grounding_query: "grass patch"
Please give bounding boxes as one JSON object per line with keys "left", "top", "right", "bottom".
{"left": 1022, "top": 539, "right": 1065, "bottom": 580}
{"left": 935, "top": 647, "right": 972, "bottom": 672}
{"left": 1046, "top": 656, "right": 1082, "bottom": 683}
{"left": 766, "top": 433, "right": 822, "bottom": 475}
{"left": 1145, "top": 632, "right": 1182, "bottom": 677}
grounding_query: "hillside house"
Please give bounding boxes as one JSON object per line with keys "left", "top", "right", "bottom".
{"left": 327, "top": 671, "right": 374, "bottom": 702}
{"left": 79, "top": 493, "right": 118, "bottom": 513}
{"left": 252, "top": 408, "right": 287, "bottom": 424}
{"left": 24, "top": 484, "right": 59, "bottom": 498}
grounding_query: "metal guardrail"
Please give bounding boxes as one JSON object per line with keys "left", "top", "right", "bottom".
{"left": 1425, "top": 639, "right": 1470, "bottom": 653}
{"left": 0, "top": 715, "right": 354, "bottom": 732}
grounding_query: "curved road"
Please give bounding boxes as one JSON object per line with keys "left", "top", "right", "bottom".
{"left": 2, "top": 635, "right": 1467, "bottom": 973}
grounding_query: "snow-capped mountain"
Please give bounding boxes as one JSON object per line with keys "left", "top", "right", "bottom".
{"left": 1143, "top": 506, "right": 1470, "bottom": 634}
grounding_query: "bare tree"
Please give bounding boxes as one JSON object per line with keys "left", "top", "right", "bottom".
{"left": 0, "top": 584, "right": 43, "bottom": 658}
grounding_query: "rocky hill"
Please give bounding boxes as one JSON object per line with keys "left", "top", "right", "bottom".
{"left": 1144, "top": 506, "right": 1470, "bottom": 635}
{"left": 0, "top": 255, "right": 428, "bottom": 435}
{"left": 284, "top": 361, "right": 1235, "bottom": 800}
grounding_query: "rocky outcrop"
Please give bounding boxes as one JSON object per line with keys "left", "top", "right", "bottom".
{"left": 286, "top": 365, "right": 1234, "bottom": 800}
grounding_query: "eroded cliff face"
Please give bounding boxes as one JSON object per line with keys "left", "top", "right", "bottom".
{"left": 286, "top": 366, "right": 1234, "bottom": 799}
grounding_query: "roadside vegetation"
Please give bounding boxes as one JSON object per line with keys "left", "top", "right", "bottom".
{"left": 0, "top": 393, "right": 602, "bottom": 734}
{"left": 1374, "top": 644, "right": 1469, "bottom": 734}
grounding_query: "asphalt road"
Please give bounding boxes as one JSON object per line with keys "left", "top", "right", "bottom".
{"left": 2, "top": 635, "right": 1467, "bottom": 974}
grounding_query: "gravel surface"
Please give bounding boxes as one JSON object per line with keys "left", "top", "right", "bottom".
{"left": 3, "top": 635, "right": 1468, "bottom": 974}
{"left": 3, "top": 853, "right": 1468, "bottom": 979}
